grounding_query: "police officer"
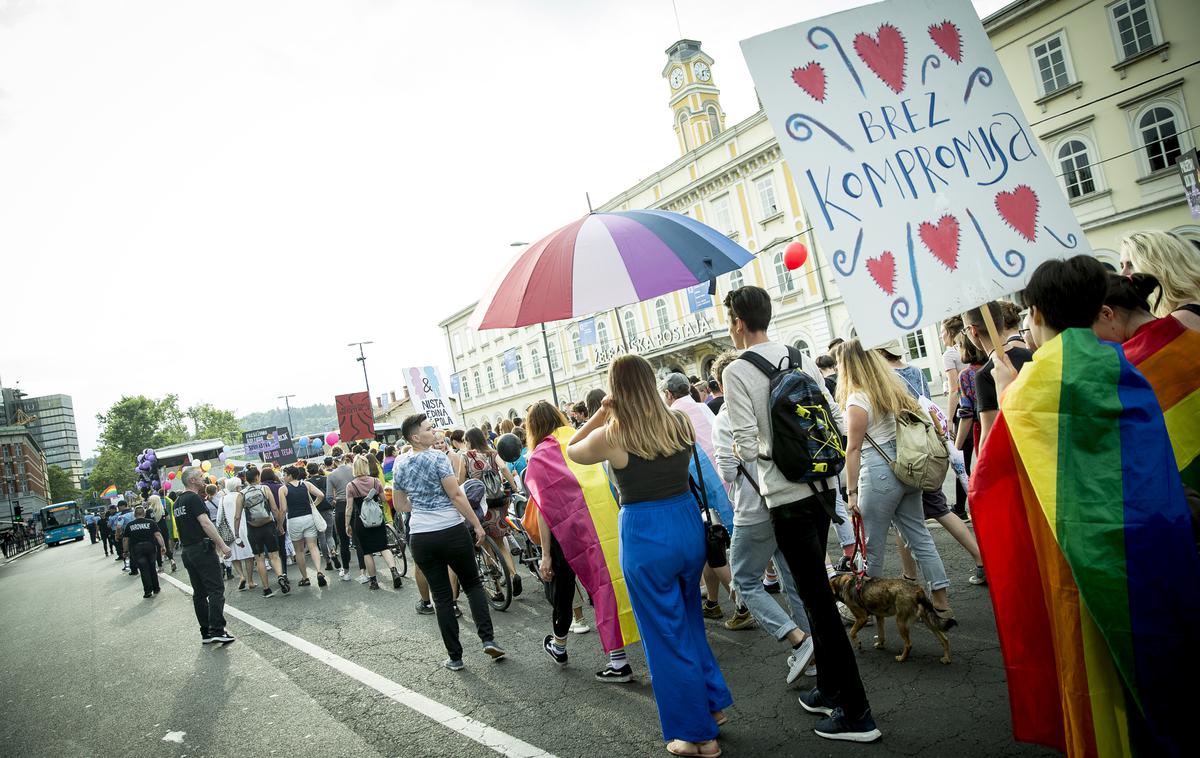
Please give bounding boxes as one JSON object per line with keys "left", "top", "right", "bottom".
{"left": 175, "top": 467, "right": 235, "bottom": 645}
{"left": 123, "top": 506, "right": 166, "bottom": 598}
{"left": 112, "top": 501, "right": 137, "bottom": 574}
{"left": 98, "top": 506, "right": 115, "bottom": 557}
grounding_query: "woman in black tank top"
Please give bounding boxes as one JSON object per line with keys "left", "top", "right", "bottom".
{"left": 567, "top": 355, "right": 731, "bottom": 757}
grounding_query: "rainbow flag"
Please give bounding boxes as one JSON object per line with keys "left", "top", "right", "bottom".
{"left": 99, "top": 485, "right": 118, "bottom": 498}
{"left": 523, "top": 426, "right": 639, "bottom": 653}
{"left": 1121, "top": 315, "right": 1200, "bottom": 493}
{"left": 970, "top": 329, "right": 1200, "bottom": 756}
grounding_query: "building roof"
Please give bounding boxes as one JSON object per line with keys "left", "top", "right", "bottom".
{"left": 152, "top": 439, "right": 227, "bottom": 459}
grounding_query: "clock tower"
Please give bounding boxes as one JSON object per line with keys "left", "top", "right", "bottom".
{"left": 663, "top": 39, "right": 725, "bottom": 156}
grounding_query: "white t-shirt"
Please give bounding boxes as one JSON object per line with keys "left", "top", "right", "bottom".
{"left": 942, "top": 345, "right": 965, "bottom": 375}
{"left": 846, "top": 391, "right": 896, "bottom": 444}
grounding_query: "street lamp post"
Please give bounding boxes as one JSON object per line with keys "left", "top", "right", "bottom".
{"left": 512, "top": 242, "right": 560, "bottom": 407}
{"left": 277, "top": 394, "right": 295, "bottom": 437}
{"left": 348, "top": 341, "right": 374, "bottom": 400}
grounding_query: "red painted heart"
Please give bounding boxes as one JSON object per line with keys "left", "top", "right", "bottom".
{"left": 866, "top": 251, "right": 897, "bottom": 295}
{"left": 919, "top": 214, "right": 960, "bottom": 270}
{"left": 927, "top": 21, "right": 962, "bottom": 63}
{"left": 854, "top": 23, "right": 907, "bottom": 94}
{"left": 994, "top": 185, "right": 1039, "bottom": 242}
{"left": 791, "top": 61, "right": 826, "bottom": 102}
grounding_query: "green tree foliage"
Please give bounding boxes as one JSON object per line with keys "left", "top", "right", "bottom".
{"left": 187, "top": 403, "right": 242, "bottom": 444}
{"left": 46, "top": 464, "right": 81, "bottom": 503}
{"left": 96, "top": 395, "right": 188, "bottom": 456}
{"left": 87, "top": 446, "right": 137, "bottom": 494}
{"left": 239, "top": 403, "right": 337, "bottom": 438}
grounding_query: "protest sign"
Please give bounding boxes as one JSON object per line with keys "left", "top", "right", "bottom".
{"left": 261, "top": 428, "right": 298, "bottom": 466}
{"left": 403, "top": 366, "right": 460, "bottom": 430}
{"left": 335, "top": 392, "right": 375, "bottom": 442}
{"left": 742, "top": 0, "right": 1090, "bottom": 347}
{"left": 242, "top": 427, "right": 281, "bottom": 458}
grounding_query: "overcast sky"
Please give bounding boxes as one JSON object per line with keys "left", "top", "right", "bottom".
{"left": 1, "top": 0, "right": 1009, "bottom": 457}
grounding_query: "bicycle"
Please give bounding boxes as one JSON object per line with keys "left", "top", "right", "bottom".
{"left": 504, "top": 498, "right": 549, "bottom": 602}
{"left": 475, "top": 533, "right": 512, "bottom": 611}
{"left": 384, "top": 522, "right": 408, "bottom": 577}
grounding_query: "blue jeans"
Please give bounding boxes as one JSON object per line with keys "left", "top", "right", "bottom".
{"left": 859, "top": 443, "right": 950, "bottom": 590}
{"left": 620, "top": 493, "right": 733, "bottom": 742}
{"left": 729, "top": 519, "right": 810, "bottom": 639}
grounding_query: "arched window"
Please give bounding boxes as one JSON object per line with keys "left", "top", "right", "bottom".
{"left": 548, "top": 341, "right": 561, "bottom": 371}
{"left": 461, "top": 375, "right": 470, "bottom": 399}
{"left": 774, "top": 251, "right": 796, "bottom": 294}
{"left": 1057, "top": 138, "right": 1097, "bottom": 198}
{"left": 678, "top": 112, "right": 690, "bottom": 151}
{"left": 1139, "top": 105, "right": 1182, "bottom": 172}
{"left": 473, "top": 371, "right": 482, "bottom": 396}
{"left": 501, "top": 359, "right": 511, "bottom": 385}
{"left": 596, "top": 320, "right": 610, "bottom": 348}
{"left": 728, "top": 268, "right": 744, "bottom": 292}
{"left": 515, "top": 352, "right": 526, "bottom": 381}
{"left": 572, "top": 331, "right": 584, "bottom": 363}
{"left": 623, "top": 308, "right": 638, "bottom": 340}
{"left": 792, "top": 338, "right": 811, "bottom": 358}
{"left": 486, "top": 364, "right": 496, "bottom": 392}
{"left": 655, "top": 298, "right": 670, "bottom": 331}
{"left": 707, "top": 105, "right": 721, "bottom": 138}
{"left": 531, "top": 347, "right": 542, "bottom": 376}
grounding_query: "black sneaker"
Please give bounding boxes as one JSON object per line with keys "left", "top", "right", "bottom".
{"left": 415, "top": 600, "right": 434, "bottom": 615}
{"left": 542, "top": 635, "right": 568, "bottom": 667}
{"left": 201, "top": 632, "right": 217, "bottom": 644}
{"left": 835, "top": 555, "right": 854, "bottom": 573}
{"left": 263, "top": 587, "right": 275, "bottom": 599}
{"left": 511, "top": 574, "right": 522, "bottom": 597}
{"left": 332, "top": 556, "right": 341, "bottom": 570}
{"left": 813, "top": 707, "right": 882, "bottom": 743}
{"left": 594, "top": 664, "right": 633, "bottom": 683}
{"left": 325, "top": 561, "right": 334, "bottom": 572}
{"left": 278, "top": 575, "right": 291, "bottom": 594}
{"left": 483, "top": 640, "right": 507, "bottom": 660}
{"left": 798, "top": 688, "right": 837, "bottom": 716}
{"left": 368, "top": 577, "right": 380, "bottom": 590}
{"left": 143, "top": 593, "right": 153, "bottom": 599}
{"left": 210, "top": 631, "right": 236, "bottom": 645}
{"left": 317, "top": 573, "right": 328, "bottom": 588}
{"left": 391, "top": 567, "right": 402, "bottom": 589}
{"left": 453, "top": 602, "right": 462, "bottom": 618}
{"left": 152, "top": 588, "right": 160, "bottom": 595}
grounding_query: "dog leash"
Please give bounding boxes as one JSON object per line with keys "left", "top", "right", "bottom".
{"left": 851, "top": 512, "right": 869, "bottom": 598}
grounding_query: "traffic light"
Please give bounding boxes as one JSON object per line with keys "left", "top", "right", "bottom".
{"left": 13, "top": 504, "right": 23, "bottom": 521}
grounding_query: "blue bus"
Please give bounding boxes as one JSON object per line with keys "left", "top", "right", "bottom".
{"left": 41, "top": 501, "right": 84, "bottom": 546}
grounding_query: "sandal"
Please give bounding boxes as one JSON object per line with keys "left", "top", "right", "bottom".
{"left": 666, "top": 740, "right": 721, "bottom": 758}
{"left": 712, "top": 711, "right": 728, "bottom": 727}
{"left": 298, "top": 577, "right": 312, "bottom": 587}
{"left": 932, "top": 606, "right": 958, "bottom": 630}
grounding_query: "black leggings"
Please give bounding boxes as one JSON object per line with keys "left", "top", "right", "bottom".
{"left": 335, "top": 502, "right": 352, "bottom": 569}
{"left": 410, "top": 523, "right": 494, "bottom": 661}
{"left": 549, "top": 535, "right": 577, "bottom": 639}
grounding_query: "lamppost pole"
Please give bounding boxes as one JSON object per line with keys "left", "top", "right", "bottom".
{"left": 277, "top": 394, "right": 295, "bottom": 437}
{"left": 348, "top": 341, "right": 374, "bottom": 400}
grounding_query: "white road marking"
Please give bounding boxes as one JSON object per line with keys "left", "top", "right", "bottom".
{"left": 162, "top": 731, "right": 186, "bottom": 743}
{"left": 161, "top": 574, "right": 556, "bottom": 758}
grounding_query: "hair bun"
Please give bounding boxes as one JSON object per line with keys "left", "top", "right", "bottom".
{"left": 1130, "top": 272, "right": 1160, "bottom": 301}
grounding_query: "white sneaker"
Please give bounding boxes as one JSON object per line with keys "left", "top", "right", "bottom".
{"left": 804, "top": 664, "right": 818, "bottom": 677}
{"left": 786, "top": 636, "right": 815, "bottom": 685}
{"left": 569, "top": 619, "right": 591, "bottom": 634}
{"left": 340, "top": 570, "right": 352, "bottom": 582}
{"left": 356, "top": 574, "right": 370, "bottom": 584}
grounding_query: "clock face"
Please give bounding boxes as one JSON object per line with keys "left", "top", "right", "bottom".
{"left": 693, "top": 61, "right": 711, "bottom": 82}
{"left": 669, "top": 67, "right": 685, "bottom": 89}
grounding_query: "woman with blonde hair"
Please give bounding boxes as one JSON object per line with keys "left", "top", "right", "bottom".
{"left": 836, "top": 340, "right": 954, "bottom": 623}
{"left": 1120, "top": 230, "right": 1200, "bottom": 329}
{"left": 568, "top": 354, "right": 731, "bottom": 758}
{"left": 346, "top": 454, "right": 402, "bottom": 590}
{"left": 145, "top": 494, "right": 177, "bottom": 573}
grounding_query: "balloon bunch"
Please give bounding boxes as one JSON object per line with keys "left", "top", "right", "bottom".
{"left": 134, "top": 448, "right": 161, "bottom": 497}
{"left": 217, "top": 444, "right": 231, "bottom": 463}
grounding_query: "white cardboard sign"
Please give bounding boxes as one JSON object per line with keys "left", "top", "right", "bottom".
{"left": 403, "top": 366, "right": 460, "bottom": 430}
{"left": 741, "top": 0, "right": 1091, "bottom": 347}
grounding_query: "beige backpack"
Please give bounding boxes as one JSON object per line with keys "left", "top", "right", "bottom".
{"left": 867, "top": 409, "right": 949, "bottom": 491}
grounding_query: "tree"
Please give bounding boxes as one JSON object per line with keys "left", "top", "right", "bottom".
{"left": 46, "top": 465, "right": 81, "bottom": 503}
{"left": 187, "top": 403, "right": 242, "bottom": 444}
{"left": 96, "top": 395, "right": 188, "bottom": 456}
{"left": 85, "top": 447, "right": 136, "bottom": 495}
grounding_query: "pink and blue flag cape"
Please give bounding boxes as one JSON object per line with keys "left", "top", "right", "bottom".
{"left": 470, "top": 210, "right": 754, "bottom": 329}
{"left": 523, "top": 427, "right": 639, "bottom": 653}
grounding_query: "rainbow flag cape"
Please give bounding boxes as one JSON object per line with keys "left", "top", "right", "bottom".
{"left": 970, "top": 329, "right": 1200, "bottom": 756}
{"left": 523, "top": 426, "right": 639, "bottom": 653}
{"left": 99, "top": 485, "right": 118, "bottom": 498}
{"left": 1121, "top": 315, "right": 1200, "bottom": 493}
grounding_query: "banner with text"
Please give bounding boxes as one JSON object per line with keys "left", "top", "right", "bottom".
{"left": 242, "top": 426, "right": 281, "bottom": 458}
{"left": 686, "top": 283, "right": 714, "bottom": 313}
{"left": 335, "top": 392, "right": 375, "bottom": 443}
{"left": 261, "top": 428, "right": 298, "bottom": 466}
{"left": 403, "top": 366, "right": 460, "bottom": 430}
{"left": 741, "top": 0, "right": 1090, "bottom": 347}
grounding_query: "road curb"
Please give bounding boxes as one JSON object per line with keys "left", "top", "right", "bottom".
{"left": 1, "top": 544, "right": 45, "bottom": 567}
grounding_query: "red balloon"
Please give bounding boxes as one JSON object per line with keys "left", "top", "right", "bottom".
{"left": 783, "top": 242, "right": 808, "bottom": 271}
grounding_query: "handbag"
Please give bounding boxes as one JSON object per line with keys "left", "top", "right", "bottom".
{"left": 310, "top": 496, "right": 327, "bottom": 532}
{"left": 689, "top": 446, "right": 730, "bottom": 569}
{"left": 215, "top": 505, "right": 234, "bottom": 543}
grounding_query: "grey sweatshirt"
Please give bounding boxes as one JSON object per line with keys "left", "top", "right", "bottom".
{"left": 722, "top": 341, "right": 845, "bottom": 508}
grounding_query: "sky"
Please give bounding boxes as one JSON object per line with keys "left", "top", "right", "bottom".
{"left": 0, "top": 0, "right": 1010, "bottom": 457}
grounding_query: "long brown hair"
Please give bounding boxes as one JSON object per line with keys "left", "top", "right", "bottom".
{"left": 527, "top": 401, "right": 569, "bottom": 449}
{"left": 836, "top": 339, "right": 922, "bottom": 419}
{"left": 605, "top": 354, "right": 694, "bottom": 459}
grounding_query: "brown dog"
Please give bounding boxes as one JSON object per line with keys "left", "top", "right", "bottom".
{"left": 830, "top": 573, "right": 952, "bottom": 664}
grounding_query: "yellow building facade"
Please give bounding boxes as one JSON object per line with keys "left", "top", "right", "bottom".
{"left": 984, "top": 0, "right": 1199, "bottom": 261}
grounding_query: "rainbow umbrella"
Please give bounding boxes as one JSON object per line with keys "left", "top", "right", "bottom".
{"left": 470, "top": 210, "right": 754, "bottom": 329}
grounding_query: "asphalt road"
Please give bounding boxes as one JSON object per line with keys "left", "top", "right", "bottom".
{"left": 0, "top": 527, "right": 1056, "bottom": 758}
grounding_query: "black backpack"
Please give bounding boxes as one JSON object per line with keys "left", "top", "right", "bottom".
{"left": 738, "top": 347, "right": 846, "bottom": 484}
